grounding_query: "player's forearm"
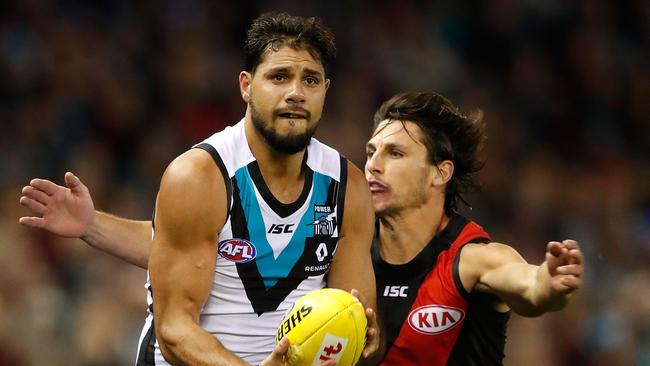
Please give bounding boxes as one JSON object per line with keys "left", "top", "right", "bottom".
{"left": 486, "top": 262, "right": 549, "bottom": 317}
{"left": 157, "top": 320, "right": 249, "bottom": 366}
{"left": 81, "top": 211, "right": 152, "bottom": 269}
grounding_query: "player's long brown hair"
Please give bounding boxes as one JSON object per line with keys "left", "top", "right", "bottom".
{"left": 373, "top": 92, "right": 486, "bottom": 214}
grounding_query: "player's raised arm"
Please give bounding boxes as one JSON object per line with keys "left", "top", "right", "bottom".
{"left": 326, "top": 161, "right": 381, "bottom": 360}
{"left": 460, "top": 239, "right": 584, "bottom": 317}
{"left": 19, "top": 172, "right": 152, "bottom": 268}
{"left": 149, "top": 148, "right": 247, "bottom": 365}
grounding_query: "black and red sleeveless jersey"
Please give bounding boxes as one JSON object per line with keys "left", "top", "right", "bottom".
{"left": 373, "top": 214, "right": 510, "bottom": 366}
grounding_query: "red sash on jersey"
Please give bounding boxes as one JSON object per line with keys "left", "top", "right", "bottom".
{"left": 381, "top": 220, "right": 490, "bottom": 366}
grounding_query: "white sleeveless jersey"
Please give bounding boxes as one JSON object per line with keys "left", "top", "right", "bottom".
{"left": 135, "top": 119, "right": 348, "bottom": 365}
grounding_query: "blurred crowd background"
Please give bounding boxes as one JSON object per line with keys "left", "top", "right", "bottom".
{"left": 1, "top": 0, "right": 649, "bottom": 365}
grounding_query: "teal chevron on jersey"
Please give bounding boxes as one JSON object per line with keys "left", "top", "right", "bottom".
{"left": 234, "top": 166, "right": 333, "bottom": 288}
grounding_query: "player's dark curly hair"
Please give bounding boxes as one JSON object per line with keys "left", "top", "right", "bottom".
{"left": 373, "top": 92, "right": 487, "bottom": 214}
{"left": 244, "top": 12, "right": 336, "bottom": 75}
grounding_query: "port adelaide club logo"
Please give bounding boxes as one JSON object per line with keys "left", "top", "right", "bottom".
{"left": 309, "top": 205, "right": 335, "bottom": 236}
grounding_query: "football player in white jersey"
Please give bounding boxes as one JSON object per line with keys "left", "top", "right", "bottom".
{"left": 19, "top": 12, "right": 379, "bottom": 366}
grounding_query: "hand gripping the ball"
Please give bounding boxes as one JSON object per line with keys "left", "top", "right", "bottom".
{"left": 350, "top": 289, "right": 380, "bottom": 361}
{"left": 260, "top": 338, "right": 337, "bottom": 366}
{"left": 269, "top": 288, "right": 373, "bottom": 366}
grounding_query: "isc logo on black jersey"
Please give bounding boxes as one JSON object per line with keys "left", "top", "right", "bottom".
{"left": 383, "top": 285, "right": 408, "bottom": 298}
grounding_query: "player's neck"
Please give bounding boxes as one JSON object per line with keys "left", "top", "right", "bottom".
{"left": 244, "top": 116, "right": 307, "bottom": 204}
{"left": 377, "top": 201, "right": 449, "bottom": 264}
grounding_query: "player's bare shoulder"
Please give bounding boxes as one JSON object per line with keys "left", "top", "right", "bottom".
{"left": 155, "top": 149, "right": 228, "bottom": 235}
{"left": 162, "top": 149, "right": 223, "bottom": 186}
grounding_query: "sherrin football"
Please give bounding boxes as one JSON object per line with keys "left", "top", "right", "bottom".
{"left": 276, "top": 288, "right": 367, "bottom": 366}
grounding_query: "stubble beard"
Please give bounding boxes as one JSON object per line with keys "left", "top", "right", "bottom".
{"left": 250, "top": 98, "right": 318, "bottom": 155}
{"left": 375, "top": 173, "right": 430, "bottom": 218}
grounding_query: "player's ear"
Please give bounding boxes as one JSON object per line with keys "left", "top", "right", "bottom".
{"left": 432, "top": 160, "right": 453, "bottom": 187}
{"left": 239, "top": 71, "right": 252, "bottom": 103}
{"left": 324, "top": 78, "right": 330, "bottom": 91}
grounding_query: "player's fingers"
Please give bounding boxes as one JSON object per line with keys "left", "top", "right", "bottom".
{"left": 274, "top": 337, "right": 289, "bottom": 356}
{"left": 18, "top": 216, "right": 46, "bottom": 229}
{"left": 30, "top": 178, "right": 59, "bottom": 196}
{"left": 556, "top": 264, "right": 583, "bottom": 276}
{"left": 551, "top": 279, "right": 574, "bottom": 295}
{"left": 562, "top": 239, "right": 579, "bottom": 250}
{"left": 260, "top": 337, "right": 289, "bottom": 366}
{"left": 350, "top": 288, "right": 365, "bottom": 305}
{"left": 365, "top": 307, "right": 378, "bottom": 336}
{"left": 560, "top": 276, "right": 582, "bottom": 290}
{"left": 366, "top": 326, "right": 377, "bottom": 338}
{"left": 568, "top": 248, "right": 584, "bottom": 264}
{"left": 362, "top": 337, "right": 378, "bottom": 355}
{"left": 547, "top": 241, "right": 563, "bottom": 256}
{"left": 365, "top": 306, "right": 377, "bottom": 324}
{"left": 19, "top": 196, "right": 47, "bottom": 215}
{"left": 64, "top": 172, "right": 85, "bottom": 193}
{"left": 545, "top": 248, "right": 567, "bottom": 267}
{"left": 362, "top": 307, "right": 379, "bottom": 358}
{"left": 22, "top": 186, "right": 51, "bottom": 206}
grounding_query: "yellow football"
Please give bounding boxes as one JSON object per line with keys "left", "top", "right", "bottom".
{"left": 276, "top": 288, "right": 367, "bottom": 366}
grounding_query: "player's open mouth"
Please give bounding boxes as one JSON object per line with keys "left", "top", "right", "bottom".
{"left": 368, "top": 181, "right": 388, "bottom": 193}
{"left": 278, "top": 112, "right": 307, "bottom": 119}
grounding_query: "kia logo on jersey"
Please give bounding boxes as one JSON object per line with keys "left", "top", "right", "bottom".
{"left": 218, "top": 239, "right": 257, "bottom": 263}
{"left": 407, "top": 305, "right": 464, "bottom": 335}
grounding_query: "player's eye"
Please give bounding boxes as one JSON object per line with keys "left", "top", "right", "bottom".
{"left": 305, "top": 76, "right": 319, "bottom": 85}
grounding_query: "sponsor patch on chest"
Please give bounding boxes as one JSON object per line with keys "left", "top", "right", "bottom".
{"left": 309, "top": 205, "right": 336, "bottom": 236}
{"left": 407, "top": 305, "right": 464, "bottom": 335}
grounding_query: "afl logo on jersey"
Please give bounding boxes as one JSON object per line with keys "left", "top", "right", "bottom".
{"left": 407, "top": 305, "right": 464, "bottom": 335}
{"left": 218, "top": 239, "right": 257, "bottom": 263}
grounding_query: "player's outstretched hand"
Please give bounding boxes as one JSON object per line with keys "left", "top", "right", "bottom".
{"left": 19, "top": 172, "right": 95, "bottom": 238}
{"left": 350, "top": 289, "right": 380, "bottom": 360}
{"left": 546, "top": 240, "right": 584, "bottom": 295}
{"left": 260, "top": 338, "right": 336, "bottom": 366}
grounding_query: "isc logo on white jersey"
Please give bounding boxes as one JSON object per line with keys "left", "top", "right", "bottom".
{"left": 408, "top": 305, "right": 464, "bottom": 335}
{"left": 218, "top": 239, "right": 257, "bottom": 263}
{"left": 383, "top": 285, "right": 408, "bottom": 297}
{"left": 268, "top": 223, "right": 294, "bottom": 234}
